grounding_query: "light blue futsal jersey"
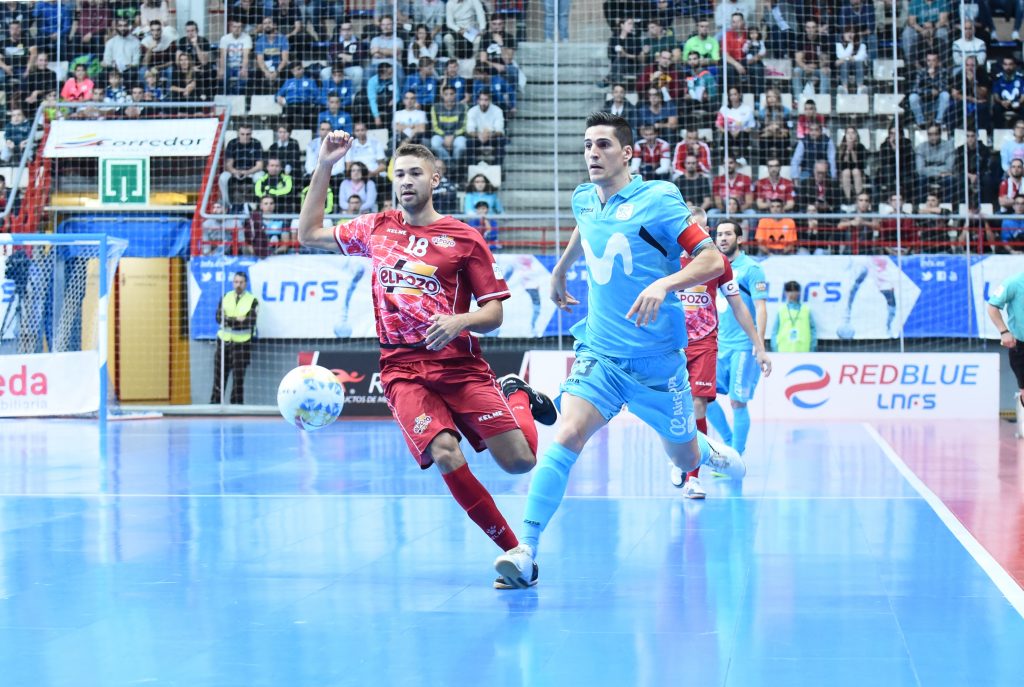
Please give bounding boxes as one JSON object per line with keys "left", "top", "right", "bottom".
{"left": 987, "top": 271, "right": 1024, "bottom": 341}
{"left": 718, "top": 252, "right": 768, "bottom": 352}
{"left": 569, "top": 175, "right": 710, "bottom": 357}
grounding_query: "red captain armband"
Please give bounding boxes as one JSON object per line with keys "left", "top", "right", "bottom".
{"left": 677, "top": 222, "right": 712, "bottom": 255}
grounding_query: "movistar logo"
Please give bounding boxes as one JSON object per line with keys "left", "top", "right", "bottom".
{"left": 581, "top": 233, "right": 633, "bottom": 285}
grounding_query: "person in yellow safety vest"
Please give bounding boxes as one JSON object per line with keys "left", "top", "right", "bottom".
{"left": 211, "top": 271, "right": 258, "bottom": 404}
{"left": 254, "top": 157, "right": 297, "bottom": 213}
{"left": 769, "top": 280, "right": 817, "bottom": 352}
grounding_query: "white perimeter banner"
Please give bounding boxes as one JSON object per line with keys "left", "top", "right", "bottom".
{"left": 970, "top": 255, "right": 1024, "bottom": 339}
{"left": 0, "top": 351, "right": 99, "bottom": 417}
{"left": 753, "top": 352, "right": 999, "bottom": 420}
{"left": 43, "top": 118, "right": 221, "bottom": 158}
{"left": 522, "top": 350, "right": 577, "bottom": 402}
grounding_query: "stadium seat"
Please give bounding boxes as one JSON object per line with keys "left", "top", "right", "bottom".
{"left": 799, "top": 94, "right": 832, "bottom": 115}
{"left": 214, "top": 95, "right": 246, "bottom": 116}
{"left": 251, "top": 129, "right": 274, "bottom": 149}
{"left": 367, "top": 128, "right": 389, "bottom": 148}
{"left": 836, "top": 94, "right": 870, "bottom": 115}
{"left": 763, "top": 59, "right": 792, "bottom": 80}
{"left": 741, "top": 93, "right": 755, "bottom": 110}
{"left": 993, "top": 129, "right": 1013, "bottom": 151}
{"left": 293, "top": 128, "right": 313, "bottom": 150}
{"left": 248, "top": 95, "right": 283, "bottom": 117}
{"left": 697, "top": 128, "right": 713, "bottom": 141}
{"left": 873, "top": 60, "right": 904, "bottom": 82}
{"left": 468, "top": 162, "right": 502, "bottom": 187}
{"left": 873, "top": 94, "right": 904, "bottom": 115}
{"left": 758, "top": 92, "right": 793, "bottom": 110}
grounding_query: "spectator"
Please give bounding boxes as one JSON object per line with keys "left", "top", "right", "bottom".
{"left": 444, "top": 0, "right": 486, "bottom": 60}
{"left": 22, "top": 52, "right": 57, "bottom": 107}
{"left": 368, "top": 15, "right": 405, "bottom": 83}
{"left": 838, "top": 0, "right": 878, "bottom": 58}
{"left": 177, "top": 21, "right": 212, "bottom": 80}
{"left": 762, "top": 0, "right": 798, "bottom": 58}
{"left": 344, "top": 193, "right": 364, "bottom": 215}
{"left": 641, "top": 19, "right": 676, "bottom": 60}
{"left": 306, "top": 121, "right": 348, "bottom": 178}
{"left": 219, "top": 19, "right": 252, "bottom": 95}
{"left": 432, "top": 158, "right": 459, "bottom": 215}
{"left": 755, "top": 198, "right": 797, "bottom": 254}
{"left": 714, "top": 0, "right": 754, "bottom": 31}
{"left": 393, "top": 90, "right": 429, "bottom": 145}
{"left": 267, "top": 125, "right": 302, "bottom": 177}
{"left": 32, "top": 0, "right": 75, "bottom": 60}
{"left": 680, "top": 50, "right": 717, "bottom": 128}
{"left": 102, "top": 19, "right": 141, "bottom": 76}
{"left": 712, "top": 154, "right": 754, "bottom": 212}
{"left": 741, "top": 26, "right": 767, "bottom": 97}
{"left": 232, "top": 0, "right": 262, "bottom": 34}
{"left": 674, "top": 155, "right": 713, "bottom": 209}
{"left": 1002, "top": 120, "right": 1024, "bottom": 173}
{"left": 755, "top": 158, "right": 796, "bottom": 211}
{"left": 636, "top": 87, "right": 678, "bottom": 141}
{"left": 321, "top": 65, "right": 356, "bottom": 110}
{"left": 993, "top": 56, "right": 1024, "bottom": 127}
{"left": 104, "top": 69, "right": 129, "bottom": 105}
{"left": 795, "top": 98, "right": 826, "bottom": 139}
{"left": 254, "top": 157, "right": 297, "bottom": 213}
{"left": 404, "top": 56, "right": 439, "bottom": 108}
{"left": 170, "top": 52, "right": 212, "bottom": 103}
{"left": 793, "top": 19, "right": 830, "bottom": 97}
{"left": 603, "top": 17, "right": 643, "bottom": 86}
{"left": 464, "top": 173, "right": 504, "bottom": 214}
{"left": 139, "top": 0, "right": 175, "bottom": 37}
{"left": 430, "top": 84, "right": 468, "bottom": 170}
{"left": 76, "top": 0, "right": 111, "bottom": 58}
{"left": 344, "top": 121, "right": 389, "bottom": 184}
{"left": 326, "top": 20, "right": 366, "bottom": 89}
{"left": 950, "top": 54, "right": 992, "bottom": 132}
{"left": 276, "top": 62, "right": 323, "bottom": 131}
{"left": 60, "top": 64, "right": 95, "bottom": 102}
{"left": 466, "top": 89, "right": 506, "bottom": 165}
{"left": 2, "top": 108, "right": 30, "bottom": 163}
{"left": 479, "top": 15, "right": 517, "bottom": 74}
{"left": 219, "top": 125, "right": 265, "bottom": 210}
{"left": 201, "top": 201, "right": 229, "bottom": 256}
{"left": 632, "top": 123, "right": 672, "bottom": 180}
{"left": 790, "top": 120, "right": 836, "bottom": 180}
{"left": 259, "top": 196, "right": 292, "bottom": 254}
{"left": 757, "top": 88, "right": 793, "bottom": 166}
{"left": 799, "top": 202, "right": 825, "bottom": 252}
{"left": 440, "top": 57, "right": 469, "bottom": 105}
{"left": 672, "top": 129, "right": 712, "bottom": 177}
{"left": 722, "top": 12, "right": 756, "bottom": 93}
{"left": 681, "top": 19, "right": 719, "bottom": 70}
{"left": 468, "top": 200, "right": 500, "bottom": 250}
{"left": 915, "top": 123, "right": 955, "bottom": 202}
{"left": 908, "top": 51, "right": 950, "bottom": 128}
{"left": 957, "top": 128, "right": 997, "bottom": 204}
{"left": 638, "top": 50, "right": 684, "bottom": 104}
{"left": 999, "top": 159, "right": 1024, "bottom": 213}
{"left": 543, "top": 0, "right": 572, "bottom": 43}
{"left": 834, "top": 28, "right": 868, "bottom": 95}
{"left": 916, "top": 188, "right": 949, "bottom": 252}
{"left": 1001, "top": 196, "right": 1024, "bottom": 252}
{"left": 837, "top": 127, "right": 869, "bottom": 206}
{"left": 604, "top": 83, "right": 636, "bottom": 125}
{"left": 797, "top": 160, "right": 840, "bottom": 213}
{"left": 142, "top": 67, "right": 166, "bottom": 101}
{"left": 338, "top": 161, "right": 379, "bottom": 213}
{"left": 73, "top": 88, "right": 113, "bottom": 120}
{"left": 990, "top": 0, "right": 1024, "bottom": 41}
{"left": 274, "top": 0, "right": 305, "bottom": 60}
{"left": 0, "top": 21, "right": 36, "bottom": 97}
{"left": 837, "top": 192, "right": 882, "bottom": 251}
{"left": 254, "top": 17, "right": 290, "bottom": 93}
{"left": 874, "top": 125, "right": 916, "bottom": 201}
{"left": 318, "top": 94, "right": 353, "bottom": 133}
{"left": 716, "top": 85, "right": 757, "bottom": 160}
{"left": 366, "top": 61, "right": 397, "bottom": 129}
{"left": 952, "top": 19, "right": 986, "bottom": 76}
{"left": 770, "top": 280, "right": 818, "bottom": 351}
{"left": 415, "top": 0, "right": 447, "bottom": 37}
{"left": 140, "top": 20, "right": 177, "bottom": 83}
{"left": 902, "top": 0, "right": 950, "bottom": 64}
{"left": 374, "top": 0, "right": 414, "bottom": 26}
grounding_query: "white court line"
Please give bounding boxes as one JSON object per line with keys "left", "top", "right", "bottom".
{"left": 0, "top": 493, "right": 922, "bottom": 501}
{"left": 863, "top": 422, "right": 1024, "bottom": 619}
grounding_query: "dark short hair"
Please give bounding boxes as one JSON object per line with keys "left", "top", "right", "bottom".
{"left": 150, "top": 20, "right": 161, "bottom": 28}
{"left": 717, "top": 219, "right": 743, "bottom": 236}
{"left": 585, "top": 111, "right": 634, "bottom": 148}
{"left": 783, "top": 280, "right": 801, "bottom": 292}
{"left": 233, "top": 271, "right": 247, "bottom": 281}
{"left": 474, "top": 200, "right": 490, "bottom": 209}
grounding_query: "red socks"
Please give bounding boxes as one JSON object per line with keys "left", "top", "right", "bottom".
{"left": 442, "top": 464, "right": 519, "bottom": 551}
{"left": 690, "top": 416, "right": 709, "bottom": 481}
{"left": 507, "top": 389, "right": 539, "bottom": 455}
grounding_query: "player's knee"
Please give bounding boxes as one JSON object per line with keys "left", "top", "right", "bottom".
{"left": 554, "top": 422, "right": 590, "bottom": 454}
{"left": 497, "top": 451, "right": 536, "bottom": 474}
{"left": 427, "top": 432, "right": 465, "bottom": 471}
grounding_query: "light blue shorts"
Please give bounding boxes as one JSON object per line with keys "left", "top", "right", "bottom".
{"left": 716, "top": 348, "right": 762, "bottom": 403}
{"left": 560, "top": 343, "right": 697, "bottom": 443}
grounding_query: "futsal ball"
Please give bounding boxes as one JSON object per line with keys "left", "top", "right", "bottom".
{"left": 277, "top": 365, "right": 345, "bottom": 431}
{"left": 836, "top": 324, "right": 856, "bottom": 340}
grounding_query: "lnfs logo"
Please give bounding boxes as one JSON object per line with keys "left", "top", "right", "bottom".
{"left": 785, "top": 364, "right": 830, "bottom": 409}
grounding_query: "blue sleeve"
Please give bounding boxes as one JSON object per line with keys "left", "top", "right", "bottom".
{"left": 768, "top": 310, "right": 779, "bottom": 350}
{"left": 367, "top": 77, "right": 381, "bottom": 118}
{"left": 651, "top": 182, "right": 693, "bottom": 250}
{"left": 988, "top": 278, "right": 1015, "bottom": 308}
{"left": 255, "top": 37, "right": 265, "bottom": 55}
{"left": 748, "top": 262, "right": 769, "bottom": 300}
{"left": 280, "top": 36, "right": 290, "bottom": 52}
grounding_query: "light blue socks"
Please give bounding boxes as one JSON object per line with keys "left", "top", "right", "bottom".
{"left": 522, "top": 442, "right": 579, "bottom": 553}
{"left": 704, "top": 401, "right": 732, "bottom": 445}
{"left": 732, "top": 405, "right": 751, "bottom": 454}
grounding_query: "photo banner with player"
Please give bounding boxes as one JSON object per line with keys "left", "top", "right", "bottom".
{"left": 187, "top": 254, "right": 1011, "bottom": 340}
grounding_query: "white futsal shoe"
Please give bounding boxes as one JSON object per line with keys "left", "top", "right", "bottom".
{"left": 670, "top": 464, "right": 685, "bottom": 488}
{"left": 703, "top": 435, "right": 746, "bottom": 480}
{"left": 493, "top": 544, "right": 538, "bottom": 589}
{"left": 682, "top": 476, "right": 707, "bottom": 499}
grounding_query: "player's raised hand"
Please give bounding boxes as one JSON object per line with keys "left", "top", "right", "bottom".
{"left": 627, "top": 280, "right": 668, "bottom": 327}
{"left": 318, "top": 130, "right": 353, "bottom": 169}
{"left": 550, "top": 272, "right": 579, "bottom": 312}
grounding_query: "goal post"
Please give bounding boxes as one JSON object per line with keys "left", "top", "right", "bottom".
{"left": 0, "top": 233, "right": 127, "bottom": 422}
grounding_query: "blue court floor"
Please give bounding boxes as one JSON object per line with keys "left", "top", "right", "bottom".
{"left": 0, "top": 416, "right": 1022, "bottom": 686}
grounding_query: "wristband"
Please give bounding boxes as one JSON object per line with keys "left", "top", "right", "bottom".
{"left": 1000, "top": 329, "right": 1010, "bottom": 335}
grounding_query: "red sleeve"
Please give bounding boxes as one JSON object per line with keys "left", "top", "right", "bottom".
{"left": 676, "top": 222, "right": 712, "bottom": 255}
{"left": 717, "top": 254, "right": 734, "bottom": 286}
{"left": 464, "top": 234, "right": 511, "bottom": 304}
{"left": 672, "top": 142, "right": 685, "bottom": 173}
{"left": 333, "top": 213, "right": 376, "bottom": 257}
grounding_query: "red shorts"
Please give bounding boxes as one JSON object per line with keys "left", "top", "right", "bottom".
{"left": 381, "top": 356, "right": 523, "bottom": 468}
{"left": 686, "top": 335, "right": 718, "bottom": 399}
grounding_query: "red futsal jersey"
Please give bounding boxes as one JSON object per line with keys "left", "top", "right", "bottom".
{"left": 333, "top": 210, "right": 510, "bottom": 363}
{"left": 679, "top": 252, "right": 737, "bottom": 343}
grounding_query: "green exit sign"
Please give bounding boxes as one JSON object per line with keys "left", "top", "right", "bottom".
{"left": 99, "top": 158, "right": 149, "bottom": 205}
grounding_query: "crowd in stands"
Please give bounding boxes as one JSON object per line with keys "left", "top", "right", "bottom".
{"left": 600, "top": 0, "right": 1024, "bottom": 254}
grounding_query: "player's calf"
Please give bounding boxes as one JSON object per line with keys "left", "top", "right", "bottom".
{"left": 487, "top": 430, "right": 538, "bottom": 474}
